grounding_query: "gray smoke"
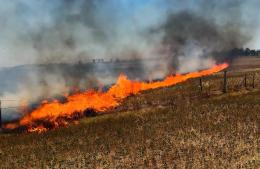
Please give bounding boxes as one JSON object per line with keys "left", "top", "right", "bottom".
{"left": 160, "top": 0, "right": 254, "bottom": 72}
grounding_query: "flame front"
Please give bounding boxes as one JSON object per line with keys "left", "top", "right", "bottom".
{"left": 5, "top": 63, "right": 228, "bottom": 132}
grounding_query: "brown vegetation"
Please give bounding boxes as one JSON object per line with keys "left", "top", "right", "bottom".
{"left": 0, "top": 70, "right": 259, "bottom": 168}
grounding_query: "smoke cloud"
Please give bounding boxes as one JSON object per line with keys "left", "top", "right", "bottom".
{"left": 0, "top": 0, "right": 258, "bottom": 67}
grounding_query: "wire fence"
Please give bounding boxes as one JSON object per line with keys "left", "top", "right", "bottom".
{"left": 1, "top": 69, "right": 260, "bottom": 129}
{"left": 199, "top": 70, "right": 260, "bottom": 94}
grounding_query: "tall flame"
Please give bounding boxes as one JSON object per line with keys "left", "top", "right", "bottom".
{"left": 5, "top": 63, "right": 228, "bottom": 132}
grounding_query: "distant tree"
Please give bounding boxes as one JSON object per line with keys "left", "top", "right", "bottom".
{"left": 229, "top": 48, "right": 244, "bottom": 56}
{"left": 245, "top": 48, "right": 251, "bottom": 56}
{"left": 250, "top": 49, "right": 256, "bottom": 56}
{"left": 257, "top": 50, "right": 260, "bottom": 56}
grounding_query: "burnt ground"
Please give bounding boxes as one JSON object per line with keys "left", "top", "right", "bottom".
{"left": 0, "top": 66, "right": 259, "bottom": 168}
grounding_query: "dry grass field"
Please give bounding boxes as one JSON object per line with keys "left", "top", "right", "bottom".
{"left": 0, "top": 60, "right": 260, "bottom": 168}
{"left": 231, "top": 56, "right": 260, "bottom": 71}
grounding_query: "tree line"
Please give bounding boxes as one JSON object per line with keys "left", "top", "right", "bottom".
{"left": 228, "top": 48, "right": 260, "bottom": 56}
{"left": 212, "top": 48, "right": 260, "bottom": 62}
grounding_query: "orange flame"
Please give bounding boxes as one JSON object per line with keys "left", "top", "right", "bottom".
{"left": 5, "top": 63, "right": 228, "bottom": 132}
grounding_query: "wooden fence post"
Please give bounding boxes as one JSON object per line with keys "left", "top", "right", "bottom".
{"left": 244, "top": 74, "right": 247, "bottom": 88}
{"left": 223, "top": 70, "right": 227, "bottom": 93}
{"left": 252, "top": 73, "right": 255, "bottom": 88}
{"left": 199, "top": 78, "right": 203, "bottom": 92}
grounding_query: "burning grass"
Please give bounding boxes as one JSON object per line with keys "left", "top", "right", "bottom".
{"left": 0, "top": 70, "right": 259, "bottom": 168}
{"left": 4, "top": 63, "right": 228, "bottom": 132}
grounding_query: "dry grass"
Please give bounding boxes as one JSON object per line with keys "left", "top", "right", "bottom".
{"left": 231, "top": 56, "right": 260, "bottom": 70}
{"left": 0, "top": 71, "right": 259, "bottom": 168}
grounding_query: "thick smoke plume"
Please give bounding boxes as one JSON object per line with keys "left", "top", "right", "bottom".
{"left": 162, "top": 11, "right": 249, "bottom": 72}
{"left": 0, "top": 0, "right": 259, "bottom": 121}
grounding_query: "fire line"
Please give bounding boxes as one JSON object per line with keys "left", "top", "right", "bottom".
{"left": 4, "top": 63, "right": 228, "bottom": 133}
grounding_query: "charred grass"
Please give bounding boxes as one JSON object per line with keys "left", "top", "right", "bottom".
{"left": 0, "top": 73, "right": 259, "bottom": 168}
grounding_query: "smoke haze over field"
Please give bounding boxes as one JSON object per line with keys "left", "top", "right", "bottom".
{"left": 0, "top": 0, "right": 259, "bottom": 120}
{"left": 0, "top": 0, "right": 259, "bottom": 67}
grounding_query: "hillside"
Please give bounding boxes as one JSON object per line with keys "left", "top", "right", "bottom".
{"left": 1, "top": 56, "right": 260, "bottom": 95}
{"left": 0, "top": 60, "right": 145, "bottom": 95}
{"left": 0, "top": 71, "right": 259, "bottom": 168}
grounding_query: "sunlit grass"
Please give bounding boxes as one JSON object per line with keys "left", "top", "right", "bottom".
{"left": 0, "top": 71, "right": 259, "bottom": 168}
